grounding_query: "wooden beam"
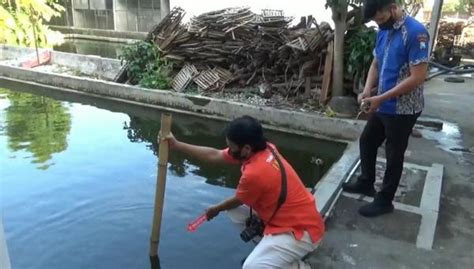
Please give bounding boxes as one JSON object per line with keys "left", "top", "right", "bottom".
{"left": 320, "top": 41, "right": 334, "bottom": 105}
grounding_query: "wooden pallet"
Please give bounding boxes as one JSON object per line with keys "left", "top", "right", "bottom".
{"left": 171, "top": 64, "right": 199, "bottom": 92}
{"left": 193, "top": 69, "right": 220, "bottom": 90}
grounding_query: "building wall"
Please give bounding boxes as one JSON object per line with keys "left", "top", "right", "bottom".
{"left": 49, "top": 0, "right": 161, "bottom": 32}
{"left": 114, "top": 0, "right": 161, "bottom": 32}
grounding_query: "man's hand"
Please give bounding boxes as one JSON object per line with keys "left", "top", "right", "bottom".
{"left": 205, "top": 196, "right": 242, "bottom": 221}
{"left": 205, "top": 206, "right": 221, "bottom": 221}
{"left": 362, "top": 95, "right": 383, "bottom": 113}
{"left": 358, "top": 91, "right": 371, "bottom": 104}
{"left": 158, "top": 132, "right": 178, "bottom": 149}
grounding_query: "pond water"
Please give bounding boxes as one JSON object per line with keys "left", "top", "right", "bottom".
{"left": 0, "top": 80, "right": 346, "bottom": 269}
{"left": 53, "top": 39, "right": 124, "bottom": 59}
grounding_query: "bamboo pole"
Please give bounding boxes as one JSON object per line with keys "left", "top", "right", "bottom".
{"left": 149, "top": 113, "right": 172, "bottom": 257}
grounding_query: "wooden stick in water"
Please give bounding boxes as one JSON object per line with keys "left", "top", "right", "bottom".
{"left": 150, "top": 113, "right": 172, "bottom": 257}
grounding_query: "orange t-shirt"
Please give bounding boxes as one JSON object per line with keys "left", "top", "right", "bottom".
{"left": 222, "top": 143, "right": 325, "bottom": 243}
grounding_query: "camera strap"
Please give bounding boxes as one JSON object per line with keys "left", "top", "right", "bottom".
{"left": 249, "top": 146, "right": 287, "bottom": 225}
{"left": 268, "top": 146, "right": 287, "bottom": 222}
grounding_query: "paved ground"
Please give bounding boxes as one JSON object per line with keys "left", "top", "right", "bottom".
{"left": 307, "top": 75, "right": 474, "bottom": 268}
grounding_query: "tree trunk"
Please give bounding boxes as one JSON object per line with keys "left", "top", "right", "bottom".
{"left": 331, "top": 3, "right": 348, "bottom": 97}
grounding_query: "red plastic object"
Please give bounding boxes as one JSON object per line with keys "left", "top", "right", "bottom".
{"left": 187, "top": 214, "right": 207, "bottom": 232}
{"left": 21, "top": 50, "right": 51, "bottom": 68}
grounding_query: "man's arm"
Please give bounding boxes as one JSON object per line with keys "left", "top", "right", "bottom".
{"left": 359, "top": 58, "right": 379, "bottom": 102}
{"left": 175, "top": 141, "right": 226, "bottom": 163}
{"left": 364, "top": 63, "right": 427, "bottom": 112}
{"left": 364, "top": 59, "right": 379, "bottom": 94}
{"left": 162, "top": 133, "right": 226, "bottom": 163}
{"left": 206, "top": 196, "right": 242, "bottom": 220}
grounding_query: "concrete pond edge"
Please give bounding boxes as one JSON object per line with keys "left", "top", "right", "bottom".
{"left": 0, "top": 218, "right": 11, "bottom": 269}
{"left": 0, "top": 46, "right": 364, "bottom": 211}
{"left": 0, "top": 74, "right": 361, "bottom": 215}
{"left": 0, "top": 46, "right": 363, "bottom": 264}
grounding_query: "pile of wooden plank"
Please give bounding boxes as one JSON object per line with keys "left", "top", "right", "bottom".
{"left": 461, "top": 24, "right": 474, "bottom": 58}
{"left": 436, "top": 21, "right": 462, "bottom": 49}
{"left": 119, "top": 7, "right": 335, "bottom": 101}
{"left": 433, "top": 20, "right": 473, "bottom": 67}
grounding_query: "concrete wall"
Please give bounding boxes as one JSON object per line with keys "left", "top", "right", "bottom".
{"left": 72, "top": 0, "right": 89, "bottom": 28}
{"left": 137, "top": 8, "right": 161, "bottom": 32}
{"left": 71, "top": 9, "right": 114, "bottom": 30}
{"left": 0, "top": 45, "right": 364, "bottom": 140}
{"left": 114, "top": 0, "right": 130, "bottom": 31}
{"left": 0, "top": 67, "right": 364, "bottom": 141}
{"left": 50, "top": 25, "right": 147, "bottom": 40}
{"left": 49, "top": 0, "right": 161, "bottom": 32}
{"left": 0, "top": 45, "right": 48, "bottom": 61}
{"left": 0, "top": 45, "right": 121, "bottom": 80}
{"left": 114, "top": 0, "right": 161, "bottom": 32}
{"left": 50, "top": 51, "right": 121, "bottom": 80}
{"left": 315, "top": 142, "right": 359, "bottom": 214}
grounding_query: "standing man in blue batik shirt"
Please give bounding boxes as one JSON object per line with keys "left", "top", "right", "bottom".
{"left": 343, "top": 0, "right": 429, "bottom": 217}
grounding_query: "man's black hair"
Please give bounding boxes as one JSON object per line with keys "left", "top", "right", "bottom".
{"left": 363, "top": 0, "right": 396, "bottom": 20}
{"left": 225, "top": 116, "right": 267, "bottom": 152}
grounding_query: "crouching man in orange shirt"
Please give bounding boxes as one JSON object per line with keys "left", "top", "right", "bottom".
{"left": 163, "top": 116, "right": 324, "bottom": 269}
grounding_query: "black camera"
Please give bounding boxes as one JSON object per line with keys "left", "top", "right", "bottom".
{"left": 240, "top": 216, "right": 264, "bottom": 242}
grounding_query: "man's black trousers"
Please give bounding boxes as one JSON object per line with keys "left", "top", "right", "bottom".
{"left": 359, "top": 112, "right": 421, "bottom": 202}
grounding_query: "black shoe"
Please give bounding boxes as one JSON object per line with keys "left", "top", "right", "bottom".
{"left": 359, "top": 197, "right": 394, "bottom": 217}
{"left": 342, "top": 179, "right": 376, "bottom": 197}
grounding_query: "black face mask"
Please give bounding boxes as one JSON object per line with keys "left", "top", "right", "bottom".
{"left": 229, "top": 148, "right": 244, "bottom": 160}
{"left": 378, "top": 14, "right": 396, "bottom": 30}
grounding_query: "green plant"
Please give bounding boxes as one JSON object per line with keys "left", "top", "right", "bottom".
{"left": 324, "top": 106, "right": 337, "bottom": 117}
{"left": 119, "top": 41, "right": 157, "bottom": 80}
{"left": 344, "top": 26, "right": 376, "bottom": 94}
{"left": 442, "top": 0, "right": 472, "bottom": 13}
{"left": 0, "top": 0, "right": 64, "bottom": 47}
{"left": 345, "top": 26, "right": 376, "bottom": 79}
{"left": 119, "top": 41, "right": 173, "bottom": 89}
{"left": 139, "top": 62, "right": 172, "bottom": 89}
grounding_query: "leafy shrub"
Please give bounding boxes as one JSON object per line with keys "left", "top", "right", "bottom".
{"left": 119, "top": 41, "right": 173, "bottom": 89}
{"left": 345, "top": 26, "right": 376, "bottom": 80}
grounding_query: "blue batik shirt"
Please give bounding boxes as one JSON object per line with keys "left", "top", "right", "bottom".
{"left": 374, "top": 13, "right": 429, "bottom": 115}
